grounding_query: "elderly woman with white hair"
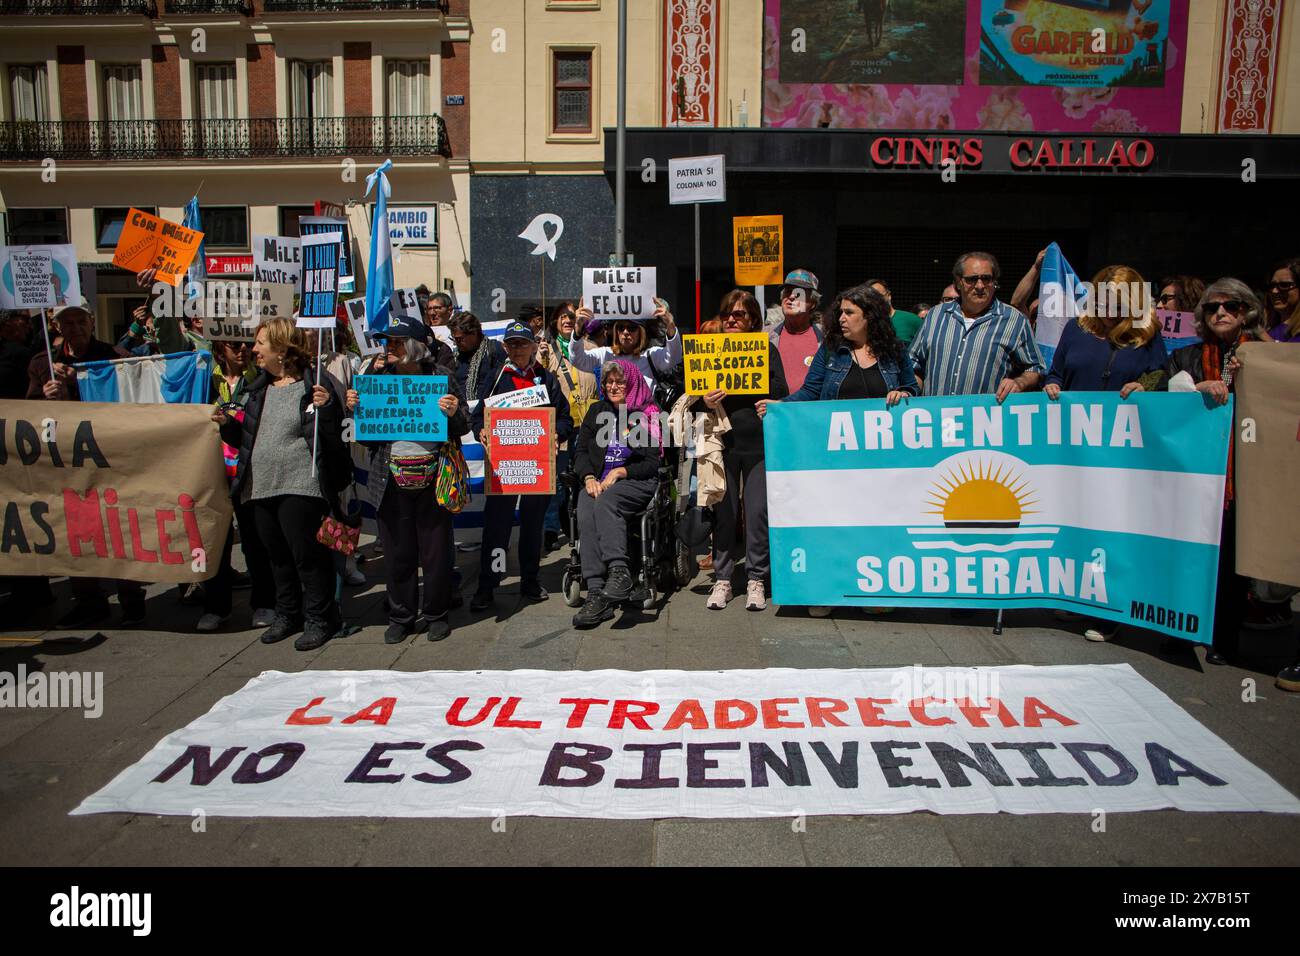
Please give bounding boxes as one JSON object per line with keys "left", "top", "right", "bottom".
{"left": 346, "top": 315, "right": 469, "bottom": 644}
{"left": 1165, "top": 278, "right": 1268, "bottom": 667}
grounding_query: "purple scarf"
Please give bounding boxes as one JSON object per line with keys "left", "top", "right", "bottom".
{"left": 610, "top": 358, "right": 661, "bottom": 450}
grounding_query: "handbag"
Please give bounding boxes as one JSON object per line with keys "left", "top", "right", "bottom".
{"left": 389, "top": 452, "right": 438, "bottom": 491}
{"left": 435, "top": 437, "right": 472, "bottom": 513}
{"left": 317, "top": 512, "right": 361, "bottom": 556}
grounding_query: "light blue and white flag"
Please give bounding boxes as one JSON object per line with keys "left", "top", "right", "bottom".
{"left": 75, "top": 350, "right": 213, "bottom": 404}
{"left": 364, "top": 159, "right": 395, "bottom": 334}
{"left": 1035, "top": 241, "right": 1088, "bottom": 366}
{"left": 182, "top": 195, "right": 207, "bottom": 304}
{"left": 766, "top": 393, "right": 1233, "bottom": 643}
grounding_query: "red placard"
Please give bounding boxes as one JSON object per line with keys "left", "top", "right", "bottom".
{"left": 486, "top": 407, "right": 556, "bottom": 496}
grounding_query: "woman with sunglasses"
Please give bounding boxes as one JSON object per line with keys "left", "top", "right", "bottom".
{"left": 538, "top": 302, "right": 598, "bottom": 550}
{"left": 1155, "top": 275, "right": 1207, "bottom": 315}
{"left": 1166, "top": 279, "right": 1268, "bottom": 667}
{"left": 702, "top": 290, "right": 790, "bottom": 611}
{"left": 1263, "top": 258, "right": 1300, "bottom": 343}
{"left": 570, "top": 297, "right": 682, "bottom": 392}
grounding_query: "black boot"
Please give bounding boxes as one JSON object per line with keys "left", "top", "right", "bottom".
{"left": 573, "top": 590, "right": 616, "bottom": 629}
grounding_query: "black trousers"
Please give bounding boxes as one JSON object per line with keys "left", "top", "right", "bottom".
{"left": 251, "top": 495, "right": 336, "bottom": 626}
{"left": 205, "top": 499, "right": 275, "bottom": 616}
{"left": 1212, "top": 503, "right": 1248, "bottom": 658}
{"left": 377, "top": 481, "right": 454, "bottom": 625}
{"left": 479, "top": 493, "right": 550, "bottom": 594}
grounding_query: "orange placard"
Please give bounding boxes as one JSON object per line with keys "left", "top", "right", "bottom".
{"left": 112, "top": 207, "right": 205, "bottom": 287}
{"left": 485, "top": 407, "right": 557, "bottom": 496}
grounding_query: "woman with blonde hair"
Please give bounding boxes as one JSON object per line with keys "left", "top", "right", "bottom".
{"left": 212, "top": 316, "right": 352, "bottom": 651}
{"left": 1044, "top": 264, "right": 1168, "bottom": 400}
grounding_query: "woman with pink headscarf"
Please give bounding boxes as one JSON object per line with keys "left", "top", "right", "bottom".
{"left": 570, "top": 359, "right": 663, "bottom": 629}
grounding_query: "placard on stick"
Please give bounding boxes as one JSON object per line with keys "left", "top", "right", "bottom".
{"left": 298, "top": 232, "right": 340, "bottom": 327}
{"left": 202, "top": 281, "right": 295, "bottom": 340}
{"left": 353, "top": 374, "right": 449, "bottom": 442}
{"left": 581, "top": 266, "right": 656, "bottom": 320}
{"left": 253, "top": 235, "right": 303, "bottom": 287}
{"left": 486, "top": 407, "right": 556, "bottom": 495}
{"left": 683, "top": 332, "right": 769, "bottom": 395}
{"left": 732, "top": 215, "right": 782, "bottom": 286}
{"left": 111, "top": 208, "right": 204, "bottom": 287}
{"left": 344, "top": 298, "right": 381, "bottom": 356}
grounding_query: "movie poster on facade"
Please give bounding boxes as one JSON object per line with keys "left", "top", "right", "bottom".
{"left": 778, "top": 0, "right": 966, "bottom": 85}
{"left": 761, "top": 0, "right": 1189, "bottom": 134}
{"left": 980, "top": 0, "right": 1173, "bottom": 88}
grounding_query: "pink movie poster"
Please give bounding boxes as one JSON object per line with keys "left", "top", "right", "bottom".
{"left": 763, "top": 0, "right": 1189, "bottom": 133}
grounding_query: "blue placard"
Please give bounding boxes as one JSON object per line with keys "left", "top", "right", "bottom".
{"left": 765, "top": 393, "right": 1232, "bottom": 642}
{"left": 354, "top": 374, "right": 448, "bottom": 442}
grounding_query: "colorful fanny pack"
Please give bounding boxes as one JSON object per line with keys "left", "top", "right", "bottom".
{"left": 389, "top": 453, "right": 438, "bottom": 490}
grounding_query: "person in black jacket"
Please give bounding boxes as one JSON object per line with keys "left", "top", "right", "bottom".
{"left": 212, "top": 316, "right": 351, "bottom": 651}
{"left": 469, "top": 320, "right": 572, "bottom": 609}
{"left": 703, "top": 290, "right": 789, "bottom": 612}
{"left": 570, "top": 359, "right": 664, "bottom": 629}
{"left": 346, "top": 316, "right": 470, "bottom": 643}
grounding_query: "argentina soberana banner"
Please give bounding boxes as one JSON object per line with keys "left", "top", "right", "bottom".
{"left": 766, "top": 394, "right": 1232, "bottom": 643}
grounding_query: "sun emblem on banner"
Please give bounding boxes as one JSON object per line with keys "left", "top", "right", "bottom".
{"left": 907, "top": 453, "right": 1058, "bottom": 553}
{"left": 926, "top": 459, "right": 1037, "bottom": 529}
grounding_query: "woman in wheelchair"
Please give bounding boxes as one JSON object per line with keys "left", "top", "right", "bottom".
{"left": 571, "top": 359, "right": 664, "bottom": 629}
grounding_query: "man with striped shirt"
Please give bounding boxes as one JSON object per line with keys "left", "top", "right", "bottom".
{"left": 909, "top": 251, "right": 1045, "bottom": 400}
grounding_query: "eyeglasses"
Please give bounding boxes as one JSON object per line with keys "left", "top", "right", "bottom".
{"left": 723, "top": 310, "right": 750, "bottom": 321}
{"left": 604, "top": 381, "right": 627, "bottom": 392}
{"left": 615, "top": 324, "right": 639, "bottom": 335}
{"left": 1267, "top": 281, "right": 1297, "bottom": 292}
{"left": 941, "top": 295, "right": 959, "bottom": 303}
{"left": 1206, "top": 300, "right": 1247, "bottom": 315}
{"left": 960, "top": 274, "right": 994, "bottom": 287}
{"left": 1157, "top": 293, "right": 1178, "bottom": 305}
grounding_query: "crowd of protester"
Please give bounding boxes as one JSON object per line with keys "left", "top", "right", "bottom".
{"left": 2, "top": 251, "right": 1297, "bottom": 692}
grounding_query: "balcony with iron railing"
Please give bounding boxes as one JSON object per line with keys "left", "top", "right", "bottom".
{"left": 0, "top": 115, "right": 452, "bottom": 161}
{"left": 162, "top": 0, "right": 252, "bottom": 14}
{"left": 261, "top": 0, "right": 447, "bottom": 11}
{"left": 0, "top": 0, "right": 156, "bottom": 13}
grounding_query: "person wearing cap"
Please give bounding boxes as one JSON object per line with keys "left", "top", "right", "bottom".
{"left": 867, "top": 278, "right": 924, "bottom": 347}
{"left": 570, "top": 297, "right": 681, "bottom": 393}
{"left": 767, "top": 269, "right": 825, "bottom": 394}
{"left": 27, "top": 302, "right": 129, "bottom": 401}
{"left": 212, "top": 316, "right": 352, "bottom": 651}
{"left": 30, "top": 302, "right": 144, "bottom": 629}
{"left": 346, "top": 315, "right": 469, "bottom": 643}
{"left": 469, "top": 319, "right": 573, "bottom": 609}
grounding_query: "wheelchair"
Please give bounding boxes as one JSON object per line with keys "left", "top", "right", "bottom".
{"left": 559, "top": 450, "right": 695, "bottom": 611}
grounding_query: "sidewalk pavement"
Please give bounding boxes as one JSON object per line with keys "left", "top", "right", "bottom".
{"left": 2, "top": 538, "right": 1298, "bottom": 866}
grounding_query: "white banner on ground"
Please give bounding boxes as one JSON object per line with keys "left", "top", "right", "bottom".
{"left": 72, "top": 665, "right": 1300, "bottom": 819}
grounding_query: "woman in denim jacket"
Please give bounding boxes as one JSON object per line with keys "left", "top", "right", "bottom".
{"left": 780, "top": 284, "right": 919, "bottom": 404}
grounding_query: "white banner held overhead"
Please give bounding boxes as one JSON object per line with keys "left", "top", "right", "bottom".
{"left": 73, "top": 665, "right": 1300, "bottom": 819}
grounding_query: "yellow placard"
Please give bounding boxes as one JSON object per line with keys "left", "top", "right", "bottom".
{"left": 683, "top": 332, "right": 769, "bottom": 396}
{"left": 112, "top": 207, "right": 205, "bottom": 287}
{"left": 732, "top": 215, "right": 783, "bottom": 286}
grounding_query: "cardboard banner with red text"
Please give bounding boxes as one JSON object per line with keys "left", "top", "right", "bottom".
{"left": 486, "top": 407, "right": 556, "bottom": 495}
{"left": 72, "top": 665, "right": 1300, "bottom": 818}
{"left": 0, "top": 401, "right": 232, "bottom": 583}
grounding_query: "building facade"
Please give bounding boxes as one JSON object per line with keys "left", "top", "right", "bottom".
{"left": 0, "top": 0, "right": 470, "bottom": 341}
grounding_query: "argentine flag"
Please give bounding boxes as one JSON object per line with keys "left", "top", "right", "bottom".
{"left": 182, "top": 195, "right": 207, "bottom": 304}
{"left": 75, "top": 351, "right": 213, "bottom": 404}
{"left": 1035, "top": 242, "right": 1089, "bottom": 366}
{"left": 365, "top": 159, "right": 395, "bottom": 334}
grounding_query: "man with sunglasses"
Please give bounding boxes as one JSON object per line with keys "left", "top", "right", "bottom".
{"left": 909, "top": 251, "right": 1044, "bottom": 401}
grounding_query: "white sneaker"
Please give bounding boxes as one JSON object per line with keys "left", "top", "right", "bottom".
{"left": 1084, "top": 624, "right": 1118, "bottom": 642}
{"left": 706, "top": 581, "right": 732, "bottom": 610}
{"left": 745, "top": 580, "right": 766, "bottom": 611}
{"left": 197, "top": 612, "right": 229, "bottom": 633}
{"left": 252, "top": 607, "right": 276, "bottom": 628}
{"left": 808, "top": 605, "right": 832, "bottom": 618}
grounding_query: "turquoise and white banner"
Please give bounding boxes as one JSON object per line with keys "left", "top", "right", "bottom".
{"left": 766, "top": 394, "right": 1232, "bottom": 643}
